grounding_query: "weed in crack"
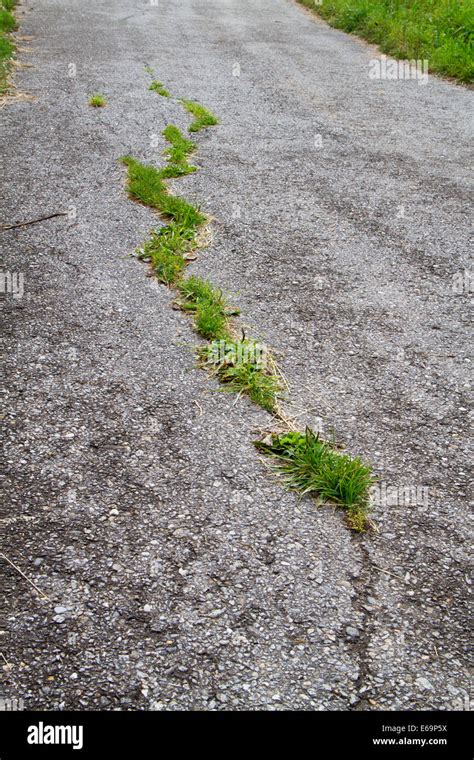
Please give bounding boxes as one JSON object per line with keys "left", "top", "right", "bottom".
{"left": 255, "top": 428, "right": 374, "bottom": 531}
{"left": 149, "top": 80, "right": 170, "bottom": 97}
{"left": 162, "top": 125, "right": 197, "bottom": 176}
{"left": 177, "top": 276, "right": 234, "bottom": 340}
{"left": 121, "top": 156, "right": 206, "bottom": 285}
{"left": 88, "top": 93, "right": 107, "bottom": 107}
{"left": 180, "top": 99, "right": 219, "bottom": 132}
{"left": 200, "top": 338, "right": 283, "bottom": 413}
{"left": 120, "top": 156, "right": 205, "bottom": 226}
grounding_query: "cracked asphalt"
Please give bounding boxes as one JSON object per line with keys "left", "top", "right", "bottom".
{"left": 1, "top": 0, "right": 472, "bottom": 711}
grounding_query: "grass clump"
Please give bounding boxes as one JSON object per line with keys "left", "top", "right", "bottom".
{"left": 0, "top": 8, "right": 16, "bottom": 33}
{"left": 88, "top": 93, "right": 107, "bottom": 107}
{"left": 149, "top": 80, "right": 170, "bottom": 97}
{"left": 297, "top": 0, "right": 474, "bottom": 83}
{"left": 177, "top": 276, "right": 236, "bottom": 340}
{"left": 138, "top": 225, "right": 189, "bottom": 285}
{"left": 161, "top": 125, "right": 197, "bottom": 177}
{"left": 200, "top": 338, "right": 282, "bottom": 412}
{"left": 255, "top": 428, "right": 374, "bottom": 531}
{"left": 121, "top": 155, "right": 167, "bottom": 206}
{"left": 180, "top": 99, "right": 219, "bottom": 132}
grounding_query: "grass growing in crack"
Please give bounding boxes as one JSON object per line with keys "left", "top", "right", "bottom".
{"left": 88, "top": 93, "right": 107, "bottom": 107}
{"left": 121, "top": 155, "right": 167, "bottom": 205}
{"left": 176, "top": 276, "right": 235, "bottom": 340}
{"left": 149, "top": 79, "right": 170, "bottom": 97}
{"left": 180, "top": 99, "right": 219, "bottom": 132}
{"left": 161, "top": 125, "right": 197, "bottom": 177}
{"left": 138, "top": 226, "right": 189, "bottom": 285}
{"left": 0, "top": 0, "right": 17, "bottom": 96}
{"left": 200, "top": 338, "right": 282, "bottom": 413}
{"left": 255, "top": 428, "right": 374, "bottom": 531}
{"left": 121, "top": 156, "right": 207, "bottom": 285}
{"left": 120, "top": 155, "right": 205, "bottom": 226}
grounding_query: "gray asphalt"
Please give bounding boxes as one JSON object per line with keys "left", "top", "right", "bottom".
{"left": 1, "top": 0, "right": 472, "bottom": 711}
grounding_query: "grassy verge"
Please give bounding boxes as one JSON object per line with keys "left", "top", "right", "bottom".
{"left": 180, "top": 99, "right": 219, "bottom": 132}
{"left": 0, "top": 0, "right": 17, "bottom": 96}
{"left": 298, "top": 0, "right": 474, "bottom": 83}
{"left": 255, "top": 428, "right": 374, "bottom": 531}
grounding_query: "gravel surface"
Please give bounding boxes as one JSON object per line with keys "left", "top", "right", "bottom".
{"left": 1, "top": 0, "right": 471, "bottom": 711}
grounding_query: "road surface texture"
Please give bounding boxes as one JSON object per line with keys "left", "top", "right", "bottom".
{"left": 1, "top": 0, "right": 471, "bottom": 711}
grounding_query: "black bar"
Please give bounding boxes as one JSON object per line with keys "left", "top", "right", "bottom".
{"left": 0, "top": 710, "right": 470, "bottom": 758}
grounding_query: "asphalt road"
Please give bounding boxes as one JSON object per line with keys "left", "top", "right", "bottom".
{"left": 1, "top": 0, "right": 472, "bottom": 710}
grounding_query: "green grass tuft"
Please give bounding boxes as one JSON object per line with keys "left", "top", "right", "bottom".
{"left": 138, "top": 225, "right": 189, "bottom": 285}
{"left": 88, "top": 93, "right": 107, "bottom": 107}
{"left": 201, "top": 338, "right": 282, "bottom": 412}
{"left": 149, "top": 80, "right": 170, "bottom": 97}
{"left": 180, "top": 99, "right": 219, "bottom": 132}
{"left": 255, "top": 428, "right": 374, "bottom": 531}
{"left": 177, "top": 276, "right": 235, "bottom": 340}
{"left": 121, "top": 155, "right": 168, "bottom": 205}
{"left": 297, "top": 0, "right": 474, "bottom": 83}
{"left": 162, "top": 125, "right": 197, "bottom": 177}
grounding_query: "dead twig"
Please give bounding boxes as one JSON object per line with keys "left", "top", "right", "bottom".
{"left": 0, "top": 211, "right": 68, "bottom": 231}
{"left": 0, "top": 552, "right": 50, "bottom": 600}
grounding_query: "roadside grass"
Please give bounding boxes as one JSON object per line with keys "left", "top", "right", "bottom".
{"left": 200, "top": 338, "right": 283, "bottom": 413}
{"left": 149, "top": 79, "right": 170, "bottom": 97}
{"left": 180, "top": 99, "right": 219, "bottom": 132}
{"left": 297, "top": 0, "right": 474, "bottom": 83}
{"left": 0, "top": 0, "right": 17, "bottom": 96}
{"left": 0, "top": 8, "right": 16, "bottom": 33}
{"left": 88, "top": 93, "right": 107, "bottom": 107}
{"left": 255, "top": 428, "right": 374, "bottom": 531}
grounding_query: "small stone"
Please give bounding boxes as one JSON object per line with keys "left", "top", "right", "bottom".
{"left": 416, "top": 677, "right": 434, "bottom": 691}
{"left": 346, "top": 626, "right": 359, "bottom": 638}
